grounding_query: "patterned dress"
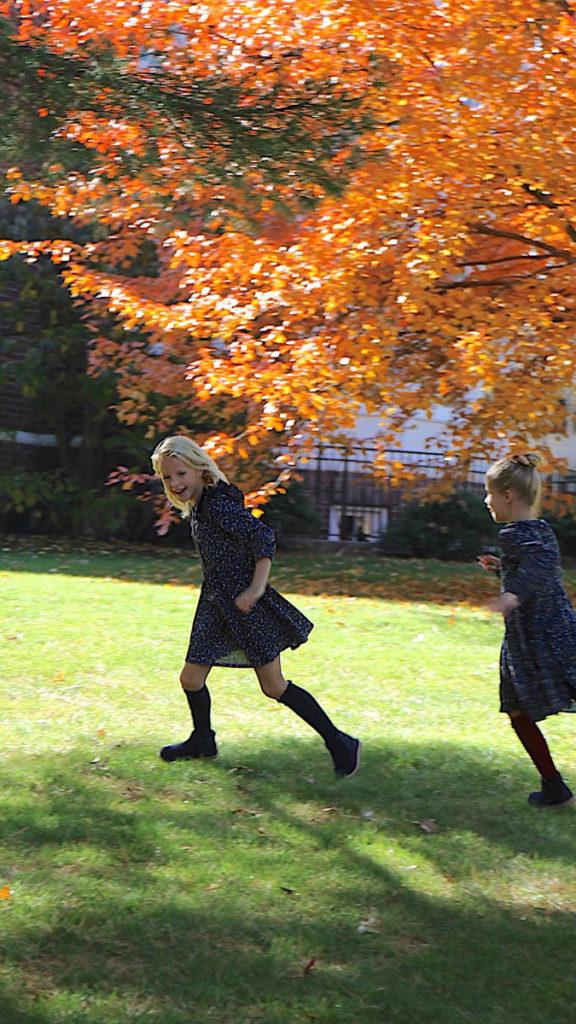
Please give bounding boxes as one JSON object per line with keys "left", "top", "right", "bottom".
{"left": 499, "top": 518, "right": 576, "bottom": 721}
{"left": 185, "top": 480, "right": 313, "bottom": 668}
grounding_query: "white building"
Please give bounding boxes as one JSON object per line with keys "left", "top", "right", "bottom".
{"left": 296, "top": 403, "right": 576, "bottom": 543}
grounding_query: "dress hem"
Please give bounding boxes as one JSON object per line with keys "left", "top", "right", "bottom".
{"left": 499, "top": 701, "right": 576, "bottom": 722}
{"left": 185, "top": 637, "right": 310, "bottom": 669}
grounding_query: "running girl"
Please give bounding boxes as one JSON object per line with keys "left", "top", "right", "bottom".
{"left": 480, "top": 453, "right": 576, "bottom": 807}
{"left": 151, "top": 435, "right": 361, "bottom": 778}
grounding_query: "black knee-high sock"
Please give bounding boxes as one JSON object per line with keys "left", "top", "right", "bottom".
{"left": 278, "top": 681, "right": 339, "bottom": 745}
{"left": 182, "top": 685, "right": 212, "bottom": 736}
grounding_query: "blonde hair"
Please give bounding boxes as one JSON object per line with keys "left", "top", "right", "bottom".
{"left": 151, "top": 435, "right": 229, "bottom": 517}
{"left": 485, "top": 453, "right": 542, "bottom": 509}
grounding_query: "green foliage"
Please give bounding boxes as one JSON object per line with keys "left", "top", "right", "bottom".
{"left": 545, "top": 510, "right": 576, "bottom": 558}
{"left": 260, "top": 480, "right": 323, "bottom": 546}
{"left": 0, "top": 469, "right": 140, "bottom": 538}
{"left": 0, "top": 15, "right": 372, "bottom": 200}
{"left": 382, "top": 490, "right": 499, "bottom": 561}
{"left": 0, "top": 199, "right": 161, "bottom": 536}
{"left": 0, "top": 469, "right": 74, "bottom": 530}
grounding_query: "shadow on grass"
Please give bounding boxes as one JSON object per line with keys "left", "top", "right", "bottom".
{"left": 2, "top": 739, "right": 576, "bottom": 1024}
{"left": 0, "top": 546, "right": 505, "bottom": 606}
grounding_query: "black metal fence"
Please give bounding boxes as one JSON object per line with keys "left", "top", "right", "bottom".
{"left": 295, "top": 445, "right": 576, "bottom": 542}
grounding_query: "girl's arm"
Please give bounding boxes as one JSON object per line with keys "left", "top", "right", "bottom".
{"left": 477, "top": 554, "right": 501, "bottom": 574}
{"left": 491, "top": 591, "right": 520, "bottom": 617}
{"left": 235, "top": 558, "right": 272, "bottom": 613}
{"left": 207, "top": 490, "right": 276, "bottom": 562}
{"left": 502, "top": 539, "right": 556, "bottom": 602}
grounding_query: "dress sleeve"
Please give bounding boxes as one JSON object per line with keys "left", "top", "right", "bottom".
{"left": 502, "top": 536, "right": 556, "bottom": 602}
{"left": 207, "top": 490, "right": 276, "bottom": 562}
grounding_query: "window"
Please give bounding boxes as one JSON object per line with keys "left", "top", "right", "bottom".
{"left": 327, "top": 505, "right": 389, "bottom": 542}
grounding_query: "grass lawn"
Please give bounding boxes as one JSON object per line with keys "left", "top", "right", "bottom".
{"left": 1, "top": 542, "right": 576, "bottom": 1024}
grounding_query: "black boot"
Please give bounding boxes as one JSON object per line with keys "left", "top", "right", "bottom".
{"left": 160, "top": 730, "right": 217, "bottom": 763}
{"left": 528, "top": 772, "right": 574, "bottom": 808}
{"left": 278, "top": 682, "right": 361, "bottom": 778}
{"left": 326, "top": 731, "right": 362, "bottom": 779}
{"left": 160, "top": 684, "right": 217, "bottom": 762}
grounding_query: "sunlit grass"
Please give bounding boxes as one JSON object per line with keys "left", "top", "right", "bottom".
{"left": 1, "top": 547, "right": 575, "bottom": 1024}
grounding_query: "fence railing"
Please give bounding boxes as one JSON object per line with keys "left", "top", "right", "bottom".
{"left": 294, "top": 445, "right": 576, "bottom": 542}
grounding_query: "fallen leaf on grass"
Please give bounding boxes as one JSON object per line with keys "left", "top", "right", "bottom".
{"left": 311, "top": 806, "right": 340, "bottom": 821}
{"left": 0, "top": 885, "right": 11, "bottom": 900}
{"left": 121, "top": 785, "right": 144, "bottom": 801}
{"left": 414, "top": 819, "right": 439, "bottom": 834}
{"left": 97, "top": 728, "right": 106, "bottom": 738}
{"left": 357, "top": 914, "right": 380, "bottom": 934}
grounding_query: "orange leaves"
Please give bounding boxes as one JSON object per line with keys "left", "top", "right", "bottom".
{"left": 2, "top": 0, "right": 575, "bottom": 480}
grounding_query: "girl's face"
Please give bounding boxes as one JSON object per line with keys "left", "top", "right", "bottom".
{"left": 484, "top": 484, "right": 512, "bottom": 523}
{"left": 160, "top": 455, "right": 204, "bottom": 505}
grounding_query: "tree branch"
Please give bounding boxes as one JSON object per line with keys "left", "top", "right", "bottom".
{"left": 469, "top": 222, "right": 574, "bottom": 260}
{"left": 438, "top": 265, "right": 571, "bottom": 291}
{"left": 521, "top": 182, "right": 576, "bottom": 247}
{"left": 457, "top": 254, "right": 555, "bottom": 267}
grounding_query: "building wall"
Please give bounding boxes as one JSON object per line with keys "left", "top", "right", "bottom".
{"left": 295, "top": 405, "right": 576, "bottom": 542}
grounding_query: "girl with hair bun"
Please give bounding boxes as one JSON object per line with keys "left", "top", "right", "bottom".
{"left": 150, "top": 435, "right": 360, "bottom": 778}
{"left": 479, "top": 452, "right": 576, "bottom": 807}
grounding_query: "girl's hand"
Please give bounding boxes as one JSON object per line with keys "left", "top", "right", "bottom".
{"left": 477, "top": 554, "right": 501, "bottom": 573}
{"left": 235, "top": 587, "right": 264, "bottom": 614}
{"left": 489, "top": 591, "right": 520, "bottom": 617}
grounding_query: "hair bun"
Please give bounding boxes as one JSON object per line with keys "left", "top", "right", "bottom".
{"left": 513, "top": 453, "right": 541, "bottom": 468}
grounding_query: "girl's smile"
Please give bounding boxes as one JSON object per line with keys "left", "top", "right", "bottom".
{"left": 160, "top": 455, "right": 204, "bottom": 505}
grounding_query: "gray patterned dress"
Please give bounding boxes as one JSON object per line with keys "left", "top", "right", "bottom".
{"left": 499, "top": 518, "right": 576, "bottom": 721}
{"left": 185, "top": 480, "right": 313, "bottom": 668}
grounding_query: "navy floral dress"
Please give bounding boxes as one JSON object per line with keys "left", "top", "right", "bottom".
{"left": 498, "top": 518, "right": 576, "bottom": 721}
{"left": 185, "top": 480, "right": 313, "bottom": 668}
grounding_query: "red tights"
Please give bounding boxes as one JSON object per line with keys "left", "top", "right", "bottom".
{"left": 510, "top": 714, "right": 557, "bottom": 780}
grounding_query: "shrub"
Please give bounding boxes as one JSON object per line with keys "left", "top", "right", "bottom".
{"left": 0, "top": 469, "right": 141, "bottom": 539}
{"left": 544, "top": 510, "right": 576, "bottom": 558}
{"left": 381, "top": 490, "right": 499, "bottom": 561}
{"left": 260, "top": 481, "right": 323, "bottom": 547}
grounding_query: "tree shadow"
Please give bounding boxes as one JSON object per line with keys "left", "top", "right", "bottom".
{"left": 2, "top": 738, "right": 576, "bottom": 1023}
{"left": 0, "top": 546, "right": 503, "bottom": 605}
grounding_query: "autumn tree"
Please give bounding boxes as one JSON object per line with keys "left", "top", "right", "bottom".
{"left": 1, "top": 0, "right": 575, "bottom": 499}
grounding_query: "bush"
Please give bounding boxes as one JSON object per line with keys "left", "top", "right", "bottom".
{"left": 381, "top": 490, "right": 499, "bottom": 561}
{"left": 544, "top": 510, "right": 576, "bottom": 558}
{"left": 260, "top": 481, "right": 323, "bottom": 547}
{"left": 0, "top": 469, "right": 142, "bottom": 539}
{"left": 0, "top": 470, "right": 76, "bottom": 533}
